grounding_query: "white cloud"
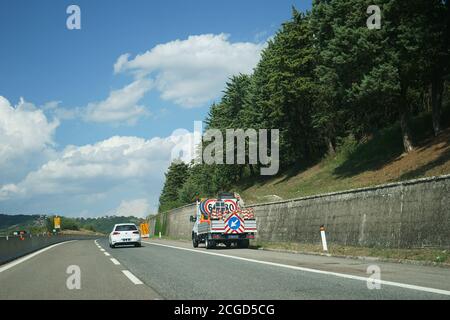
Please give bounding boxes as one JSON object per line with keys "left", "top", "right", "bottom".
{"left": 0, "top": 96, "right": 59, "bottom": 183}
{"left": 115, "top": 33, "right": 264, "bottom": 107}
{"left": 0, "top": 184, "right": 20, "bottom": 201}
{"left": 47, "top": 34, "right": 263, "bottom": 125}
{"left": 0, "top": 94, "right": 196, "bottom": 216}
{"left": 0, "top": 32, "right": 265, "bottom": 215}
{"left": 42, "top": 100, "right": 61, "bottom": 110}
{"left": 0, "top": 129, "right": 195, "bottom": 201}
{"left": 110, "top": 198, "right": 150, "bottom": 218}
{"left": 83, "top": 79, "right": 152, "bottom": 125}
{"left": 0, "top": 97, "right": 58, "bottom": 159}
{"left": 114, "top": 53, "right": 131, "bottom": 74}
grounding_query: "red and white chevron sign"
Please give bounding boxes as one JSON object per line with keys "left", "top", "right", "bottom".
{"left": 224, "top": 212, "right": 245, "bottom": 234}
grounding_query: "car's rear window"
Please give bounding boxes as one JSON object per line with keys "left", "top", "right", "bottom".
{"left": 115, "top": 225, "right": 137, "bottom": 231}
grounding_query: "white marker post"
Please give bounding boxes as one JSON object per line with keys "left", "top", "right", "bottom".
{"left": 159, "top": 232, "right": 161, "bottom": 239}
{"left": 320, "top": 225, "right": 328, "bottom": 252}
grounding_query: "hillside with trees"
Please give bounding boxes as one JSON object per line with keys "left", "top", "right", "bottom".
{"left": 158, "top": 0, "right": 450, "bottom": 212}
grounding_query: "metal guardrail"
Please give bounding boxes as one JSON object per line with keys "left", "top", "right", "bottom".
{"left": 0, "top": 234, "right": 103, "bottom": 265}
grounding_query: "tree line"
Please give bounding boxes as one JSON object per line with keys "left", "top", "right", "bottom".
{"left": 158, "top": 0, "right": 450, "bottom": 213}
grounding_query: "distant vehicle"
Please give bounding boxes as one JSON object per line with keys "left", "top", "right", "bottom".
{"left": 109, "top": 223, "right": 141, "bottom": 248}
{"left": 190, "top": 192, "right": 257, "bottom": 249}
{"left": 12, "top": 230, "right": 27, "bottom": 236}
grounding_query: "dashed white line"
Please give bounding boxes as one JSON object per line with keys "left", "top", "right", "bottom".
{"left": 122, "top": 270, "right": 143, "bottom": 285}
{"left": 142, "top": 241, "right": 450, "bottom": 297}
{"left": 96, "top": 240, "right": 141, "bottom": 285}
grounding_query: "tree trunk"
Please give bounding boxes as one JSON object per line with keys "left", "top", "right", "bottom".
{"left": 399, "top": 86, "right": 414, "bottom": 153}
{"left": 431, "top": 77, "right": 444, "bottom": 136}
{"left": 325, "top": 136, "right": 335, "bottom": 155}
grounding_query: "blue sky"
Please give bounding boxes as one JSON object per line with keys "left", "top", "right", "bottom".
{"left": 0, "top": 0, "right": 312, "bottom": 218}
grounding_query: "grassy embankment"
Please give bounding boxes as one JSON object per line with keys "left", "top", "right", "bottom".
{"left": 237, "top": 112, "right": 450, "bottom": 204}
{"left": 254, "top": 242, "right": 450, "bottom": 265}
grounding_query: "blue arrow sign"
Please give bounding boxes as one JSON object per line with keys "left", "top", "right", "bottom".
{"left": 228, "top": 216, "right": 241, "bottom": 230}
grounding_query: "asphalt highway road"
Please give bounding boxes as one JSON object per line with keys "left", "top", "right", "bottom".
{"left": 1, "top": 238, "right": 450, "bottom": 300}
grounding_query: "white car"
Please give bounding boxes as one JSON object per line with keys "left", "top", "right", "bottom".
{"left": 109, "top": 223, "right": 141, "bottom": 248}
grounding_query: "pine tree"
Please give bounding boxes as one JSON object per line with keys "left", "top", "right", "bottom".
{"left": 158, "top": 161, "right": 189, "bottom": 212}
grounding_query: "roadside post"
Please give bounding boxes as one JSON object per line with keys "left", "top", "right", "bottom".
{"left": 159, "top": 232, "right": 161, "bottom": 239}
{"left": 320, "top": 225, "right": 328, "bottom": 252}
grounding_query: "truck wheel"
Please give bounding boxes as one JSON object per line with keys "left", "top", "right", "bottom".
{"left": 192, "top": 234, "right": 199, "bottom": 248}
{"left": 238, "top": 239, "right": 250, "bottom": 248}
{"left": 225, "top": 241, "right": 232, "bottom": 248}
{"left": 205, "top": 238, "right": 215, "bottom": 249}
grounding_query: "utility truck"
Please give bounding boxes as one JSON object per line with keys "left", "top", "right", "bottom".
{"left": 190, "top": 192, "right": 257, "bottom": 249}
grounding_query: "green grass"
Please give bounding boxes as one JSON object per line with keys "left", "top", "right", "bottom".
{"left": 254, "top": 241, "right": 450, "bottom": 265}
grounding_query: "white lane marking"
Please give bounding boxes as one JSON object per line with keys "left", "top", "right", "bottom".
{"left": 0, "top": 241, "right": 77, "bottom": 273}
{"left": 110, "top": 258, "right": 120, "bottom": 265}
{"left": 143, "top": 241, "right": 450, "bottom": 297}
{"left": 122, "top": 270, "right": 143, "bottom": 285}
{"left": 104, "top": 252, "right": 111, "bottom": 256}
{"left": 100, "top": 249, "right": 105, "bottom": 252}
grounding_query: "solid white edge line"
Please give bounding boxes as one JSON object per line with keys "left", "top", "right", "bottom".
{"left": 110, "top": 258, "right": 120, "bottom": 265}
{"left": 0, "top": 240, "right": 78, "bottom": 273}
{"left": 122, "top": 270, "right": 143, "bottom": 285}
{"left": 104, "top": 252, "right": 110, "bottom": 256}
{"left": 142, "top": 240, "right": 450, "bottom": 297}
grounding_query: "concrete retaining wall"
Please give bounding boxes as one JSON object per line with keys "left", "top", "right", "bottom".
{"left": 0, "top": 234, "right": 100, "bottom": 265}
{"left": 148, "top": 175, "right": 450, "bottom": 248}
{"left": 149, "top": 204, "right": 195, "bottom": 240}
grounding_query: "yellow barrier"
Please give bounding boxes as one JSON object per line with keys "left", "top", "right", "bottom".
{"left": 54, "top": 216, "right": 61, "bottom": 229}
{"left": 140, "top": 223, "right": 149, "bottom": 238}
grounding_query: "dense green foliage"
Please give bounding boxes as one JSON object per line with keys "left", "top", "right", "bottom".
{"left": 55, "top": 216, "right": 145, "bottom": 234}
{"left": 0, "top": 214, "right": 47, "bottom": 234}
{"left": 158, "top": 1, "right": 450, "bottom": 212}
{"left": 158, "top": 162, "right": 190, "bottom": 212}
